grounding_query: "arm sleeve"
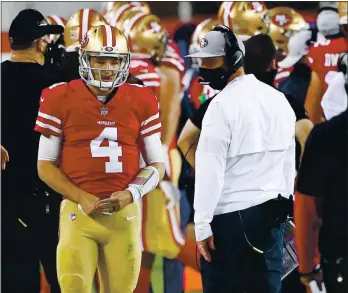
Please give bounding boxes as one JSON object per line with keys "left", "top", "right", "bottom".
{"left": 283, "top": 133, "right": 296, "bottom": 197}
{"left": 38, "top": 135, "right": 61, "bottom": 161}
{"left": 34, "top": 85, "right": 65, "bottom": 137}
{"left": 194, "top": 101, "right": 230, "bottom": 241}
{"left": 139, "top": 88, "right": 162, "bottom": 138}
{"left": 142, "top": 133, "right": 165, "bottom": 164}
{"left": 190, "top": 98, "right": 214, "bottom": 129}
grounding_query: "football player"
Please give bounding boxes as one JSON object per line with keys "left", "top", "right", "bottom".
{"left": 305, "top": 7, "right": 347, "bottom": 124}
{"left": 60, "top": 9, "right": 108, "bottom": 81}
{"left": 35, "top": 25, "right": 165, "bottom": 293}
{"left": 268, "top": 7, "right": 308, "bottom": 63}
{"left": 218, "top": 1, "right": 270, "bottom": 41}
{"left": 111, "top": 7, "right": 198, "bottom": 293}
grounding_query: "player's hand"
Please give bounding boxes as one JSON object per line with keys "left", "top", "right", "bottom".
{"left": 159, "top": 180, "right": 181, "bottom": 209}
{"left": 300, "top": 269, "right": 324, "bottom": 292}
{"left": 1, "top": 145, "right": 9, "bottom": 170}
{"left": 78, "top": 194, "right": 101, "bottom": 218}
{"left": 98, "top": 190, "right": 133, "bottom": 213}
{"left": 197, "top": 235, "right": 215, "bottom": 263}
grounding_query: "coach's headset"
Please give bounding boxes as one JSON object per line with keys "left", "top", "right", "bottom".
{"left": 212, "top": 24, "right": 245, "bottom": 74}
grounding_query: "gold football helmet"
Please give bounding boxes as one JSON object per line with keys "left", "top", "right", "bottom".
{"left": 64, "top": 9, "right": 108, "bottom": 52}
{"left": 338, "top": 1, "right": 348, "bottom": 25}
{"left": 268, "top": 7, "right": 308, "bottom": 54}
{"left": 45, "top": 15, "right": 66, "bottom": 43}
{"left": 117, "top": 8, "right": 168, "bottom": 63}
{"left": 189, "top": 19, "right": 221, "bottom": 66}
{"left": 79, "top": 25, "right": 131, "bottom": 90}
{"left": 217, "top": 1, "right": 270, "bottom": 41}
{"left": 104, "top": 1, "right": 151, "bottom": 26}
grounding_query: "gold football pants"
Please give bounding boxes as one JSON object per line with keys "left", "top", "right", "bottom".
{"left": 57, "top": 199, "right": 141, "bottom": 293}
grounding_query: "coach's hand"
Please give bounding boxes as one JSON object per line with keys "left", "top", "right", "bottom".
{"left": 98, "top": 190, "right": 133, "bottom": 213}
{"left": 197, "top": 235, "right": 215, "bottom": 262}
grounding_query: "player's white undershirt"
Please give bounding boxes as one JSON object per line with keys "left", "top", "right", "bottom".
{"left": 38, "top": 132, "right": 164, "bottom": 164}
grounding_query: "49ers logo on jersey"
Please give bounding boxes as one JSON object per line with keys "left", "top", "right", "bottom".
{"left": 81, "top": 33, "right": 89, "bottom": 48}
{"left": 272, "top": 14, "right": 292, "bottom": 26}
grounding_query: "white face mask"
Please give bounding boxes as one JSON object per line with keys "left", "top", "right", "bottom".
{"left": 316, "top": 10, "right": 340, "bottom": 36}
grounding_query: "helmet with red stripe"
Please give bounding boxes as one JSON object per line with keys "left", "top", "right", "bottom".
{"left": 218, "top": 2, "right": 270, "bottom": 41}
{"left": 189, "top": 19, "right": 221, "bottom": 67}
{"left": 116, "top": 8, "right": 168, "bottom": 64}
{"left": 64, "top": 9, "right": 107, "bottom": 52}
{"left": 103, "top": 1, "right": 151, "bottom": 27}
{"left": 79, "top": 25, "right": 131, "bottom": 90}
{"left": 268, "top": 7, "right": 308, "bottom": 54}
{"left": 45, "top": 15, "right": 66, "bottom": 43}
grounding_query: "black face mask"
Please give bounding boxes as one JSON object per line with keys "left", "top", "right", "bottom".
{"left": 198, "top": 67, "right": 230, "bottom": 90}
{"left": 255, "top": 69, "right": 278, "bottom": 87}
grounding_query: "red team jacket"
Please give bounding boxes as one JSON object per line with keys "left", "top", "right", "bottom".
{"left": 307, "top": 37, "right": 347, "bottom": 91}
{"left": 35, "top": 80, "right": 161, "bottom": 198}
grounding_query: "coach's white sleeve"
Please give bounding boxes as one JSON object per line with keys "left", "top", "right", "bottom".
{"left": 194, "top": 101, "right": 231, "bottom": 241}
{"left": 283, "top": 134, "right": 296, "bottom": 197}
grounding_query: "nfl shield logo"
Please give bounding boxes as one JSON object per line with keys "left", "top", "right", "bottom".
{"left": 69, "top": 213, "right": 76, "bottom": 221}
{"left": 101, "top": 107, "right": 108, "bottom": 116}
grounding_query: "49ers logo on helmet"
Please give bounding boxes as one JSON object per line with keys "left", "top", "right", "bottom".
{"left": 249, "top": 2, "right": 265, "bottom": 13}
{"left": 272, "top": 14, "right": 292, "bottom": 26}
{"left": 81, "top": 33, "right": 89, "bottom": 48}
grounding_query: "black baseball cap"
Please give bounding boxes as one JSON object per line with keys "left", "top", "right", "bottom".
{"left": 9, "top": 9, "right": 64, "bottom": 49}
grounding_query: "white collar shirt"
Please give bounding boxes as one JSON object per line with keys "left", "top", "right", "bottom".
{"left": 194, "top": 74, "right": 296, "bottom": 241}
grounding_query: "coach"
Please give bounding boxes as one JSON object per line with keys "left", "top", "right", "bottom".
{"left": 186, "top": 25, "right": 296, "bottom": 293}
{"left": 2, "top": 9, "right": 63, "bottom": 293}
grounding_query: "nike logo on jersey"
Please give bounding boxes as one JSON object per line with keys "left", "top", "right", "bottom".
{"left": 40, "top": 97, "right": 44, "bottom": 103}
{"left": 126, "top": 216, "right": 136, "bottom": 221}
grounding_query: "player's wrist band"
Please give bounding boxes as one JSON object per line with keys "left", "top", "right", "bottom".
{"left": 126, "top": 166, "right": 160, "bottom": 202}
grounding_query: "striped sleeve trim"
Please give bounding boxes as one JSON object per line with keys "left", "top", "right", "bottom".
{"left": 141, "top": 122, "right": 162, "bottom": 136}
{"left": 35, "top": 120, "right": 62, "bottom": 135}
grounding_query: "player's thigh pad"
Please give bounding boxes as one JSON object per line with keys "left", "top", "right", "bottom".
{"left": 57, "top": 199, "right": 99, "bottom": 293}
{"left": 98, "top": 201, "right": 142, "bottom": 293}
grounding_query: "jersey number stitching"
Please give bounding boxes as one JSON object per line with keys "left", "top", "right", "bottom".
{"left": 90, "top": 127, "right": 123, "bottom": 173}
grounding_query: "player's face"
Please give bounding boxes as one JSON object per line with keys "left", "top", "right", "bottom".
{"left": 89, "top": 56, "right": 121, "bottom": 82}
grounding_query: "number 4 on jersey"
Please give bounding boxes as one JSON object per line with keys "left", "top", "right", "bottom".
{"left": 90, "top": 127, "right": 123, "bottom": 173}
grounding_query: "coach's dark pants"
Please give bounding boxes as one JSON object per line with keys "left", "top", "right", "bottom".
{"left": 200, "top": 200, "right": 284, "bottom": 293}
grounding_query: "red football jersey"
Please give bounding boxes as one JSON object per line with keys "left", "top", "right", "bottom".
{"left": 129, "top": 59, "right": 161, "bottom": 93}
{"left": 161, "top": 40, "right": 185, "bottom": 76}
{"left": 189, "top": 77, "right": 220, "bottom": 109}
{"left": 274, "top": 66, "right": 294, "bottom": 88}
{"left": 307, "top": 37, "right": 347, "bottom": 91}
{"left": 35, "top": 80, "right": 161, "bottom": 198}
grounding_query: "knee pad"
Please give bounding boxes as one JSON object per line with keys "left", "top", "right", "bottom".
{"left": 59, "top": 274, "right": 87, "bottom": 293}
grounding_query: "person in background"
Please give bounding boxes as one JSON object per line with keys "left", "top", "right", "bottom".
{"left": 276, "top": 29, "right": 315, "bottom": 108}
{"left": 1, "top": 9, "right": 64, "bottom": 293}
{"left": 305, "top": 5, "right": 347, "bottom": 125}
{"left": 294, "top": 52, "right": 348, "bottom": 293}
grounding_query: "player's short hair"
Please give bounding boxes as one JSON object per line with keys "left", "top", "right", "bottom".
{"left": 243, "top": 34, "right": 276, "bottom": 75}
